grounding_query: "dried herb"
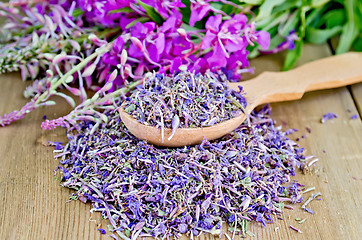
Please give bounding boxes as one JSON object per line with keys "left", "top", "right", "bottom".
{"left": 301, "top": 192, "right": 321, "bottom": 210}
{"left": 290, "top": 225, "right": 303, "bottom": 233}
{"left": 321, "top": 112, "right": 338, "bottom": 123}
{"left": 55, "top": 101, "right": 309, "bottom": 239}
{"left": 350, "top": 114, "right": 358, "bottom": 120}
{"left": 123, "top": 70, "right": 247, "bottom": 139}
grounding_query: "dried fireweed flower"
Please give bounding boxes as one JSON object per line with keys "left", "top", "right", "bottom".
{"left": 123, "top": 71, "right": 247, "bottom": 140}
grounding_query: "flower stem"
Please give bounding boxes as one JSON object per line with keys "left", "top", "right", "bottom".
{"left": 35, "top": 43, "right": 112, "bottom": 105}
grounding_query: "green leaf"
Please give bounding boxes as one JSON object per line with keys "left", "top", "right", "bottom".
{"left": 255, "top": 0, "right": 285, "bottom": 21}
{"left": 257, "top": 10, "right": 290, "bottom": 31}
{"left": 323, "top": 9, "right": 346, "bottom": 28}
{"left": 273, "top": 0, "right": 301, "bottom": 13}
{"left": 279, "top": 10, "right": 299, "bottom": 36}
{"left": 283, "top": 40, "right": 303, "bottom": 71}
{"left": 138, "top": 0, "right": 163, "bottom": 24}
{"left": 306, "top": 26, "right": 343, "bottom": 44}
{"left": 336, "top": 0, "right": 359, "bottom": 54}
{"left": 158, "top": 209, "right": 166, "bottom": 216}
{"left": 305, "top": 6, "right": 326, "bottom": 27}
{"left": 180, "top": 23, "right": 201, "bottom": 32}
{"left": 221, "top": 4, "right": 236, "bottom": 15}
{"left": 311, "top": 0, "right": 330, "bottom": 8}
{"left": 181, "top": 0, "right": 191, "bottom": 24}
{"left": 299, "top": 5, "right": 310, "bottom": 38}
{"left": 108, "top": 7, "right": 133, "bottom": 14}
{"left": 239, "top": 0, "right": 264, "bottom": 4}
{"left": 352, "top": 35, "right": 362, "bottom": 51}
{"left": 125, "top": 17, "right": 150, "bottom": 29}
{"left": 210, "top": 2, "right": 224, "bottom": 11}
{"left": 72, "top": 8, "right": 84, "bottom": 18}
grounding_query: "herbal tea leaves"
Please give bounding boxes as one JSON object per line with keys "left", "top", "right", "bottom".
{"left": 123, "top": 71, "right": 247, "bottom": 139}
{"left": 56, "top": 103, "right": 308, "bottom": 239}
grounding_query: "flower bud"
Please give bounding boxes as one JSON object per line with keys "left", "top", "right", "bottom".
{"left": 120, "top": 49, "right": 127, "bottom": 66}
{"left": 107, "top": 69, "right": 118, "bottom": 83}
{"left": 177, "top": 28, "right": 187, "bottom": 37}
{"left": 82, "top": 63, "right": 96, "bottom": 77}
{"left": 130, "top": 37, "right": 144, "bottom": 52}
{"left": 53, "top": 52, "right": 67, "bottom": 65}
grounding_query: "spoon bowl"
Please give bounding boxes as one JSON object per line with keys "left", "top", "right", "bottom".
{"left": 120, "top": 52, "right": 362, "bottom": 147}
{"left": 119, "top": 106, "right": 248, "bottom": 147}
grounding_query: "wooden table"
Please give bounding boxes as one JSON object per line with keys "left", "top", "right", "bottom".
{"left": 0, "top": 44, "right": 361, "bottom": 240}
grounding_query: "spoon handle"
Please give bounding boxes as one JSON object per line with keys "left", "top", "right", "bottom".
{"left": 230, "top": 52, "right": 362, "bottom": 108}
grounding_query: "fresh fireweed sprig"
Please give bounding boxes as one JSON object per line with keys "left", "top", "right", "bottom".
{"left": 41, "top": 76, "right": 142, "bottom": 132}
{"left": 0, "top": 43, "right": 112, "bottom": 127}
{"left": 55, "top": 103, "right": 310, "bottom": 239}
{"left": 0, "top": 0, "right": 271, "bottom": 128}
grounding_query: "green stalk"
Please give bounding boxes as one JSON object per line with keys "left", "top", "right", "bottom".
{"left": 35, "top": 43, "right": 112, "bottom": 105}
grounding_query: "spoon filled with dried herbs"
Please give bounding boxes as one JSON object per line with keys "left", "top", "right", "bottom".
{"left": 120, "top": 52, "right": 362, "bottom": 147}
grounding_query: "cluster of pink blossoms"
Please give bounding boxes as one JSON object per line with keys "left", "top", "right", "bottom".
{"left": 1, "top": 0, "right": 270, "bottom": 128}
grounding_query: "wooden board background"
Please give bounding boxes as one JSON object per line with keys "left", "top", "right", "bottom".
{"left": 0, "top": 39, "right": 361, "bottom": 240}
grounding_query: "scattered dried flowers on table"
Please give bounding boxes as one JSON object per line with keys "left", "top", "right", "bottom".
{"left": 321, "top": 112, "right": 338, "bottom": 123}
{"left": 123, "top": 70, "right": 247, "bottom": 140}
{"left": 350, "top": 114, "right": 358, "bottom": 120}
{"left": 55, "top": 102, "right": 312, "bottom": 239}
{"left": 0, "top": 0, "right": 326, "bottom": 238}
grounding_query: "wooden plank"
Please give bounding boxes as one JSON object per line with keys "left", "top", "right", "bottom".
{"left": 270, "top": 87, "right": 362, "bottom": 240}
{"left": 0, "top": 75, "right": 104, "bottom": 240}
{"left": 350, "top": 83, "right": 362, "bottom": 118}
{"left": 328, "top": 36, "right": 361, "bottom": 120}
{"left": 0, "top": 44, "right": 361, "bottom": 240}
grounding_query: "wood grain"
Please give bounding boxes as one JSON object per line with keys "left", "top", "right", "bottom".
{"left": 1, "top": 44, "right": 361, "bottom": 240}
{"left": 350, "top": 83, "right": 362, "bottom": 117}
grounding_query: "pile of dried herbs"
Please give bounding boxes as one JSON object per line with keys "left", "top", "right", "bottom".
{"left": 123, "top": 71, "right": 246, "bottom": 136}
{"left": 55, "top": 100, "right": 312, "bottom": 239}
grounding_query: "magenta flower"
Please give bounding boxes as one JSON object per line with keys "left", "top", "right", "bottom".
{"left": 76, "top": 0, "right": 136, "bottom": 27}
{"left": 140, "top": 0, "right": 185, "bottom": 18}
{"left": 112, "top": 35, "right": 125, "bottom": 53}
{"left": 255, "top": 30, "right": 271, "bottom": 50}
{"left": 160, "top": 11, "right": 183, "bottom": 33}
{"left": 189, "top": 0, "right": 212, "bottom": 27}
{"left": 200, "top": 14, "right": 270, "bottom": 73}
{"left": 260, "top": 30, "right": 298, "bottom": 55}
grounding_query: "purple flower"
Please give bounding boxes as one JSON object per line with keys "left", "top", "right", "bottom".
{"left": 170, "top": 36, "right": 192, "bottom": 56}
{"left": 152, "top": 222, "right": 167, "bottom": 237}
{"left": 178, "top": 223, "right": 188, "bottom": 233}
{"left": 256, "top": 30, "right": 271, "bottom": 50}
{"left": 112, "top": 36, "right": 125, "bottom": 53}
{"left": 160, "top": 12, "right": 183, "bottom": 33}
{"left": 131, "top": 22, "right": 156, "bottom": 39}
{"left": 189, "top": 0, "right": 212, "bottom": 27}
{"left": 141, "top": 0, "right": 185, "bottom": 18}
{"left": 76, "top": 0, "right": 135, "bottom": 27}
{"left": 200, "top": 13, "right": 269, "bottom": 75}
{"left": 260, "top": 30, "right": 298, "bottom": 55}
{"left": 170, "top": 57, "right": 183, "bottom": 73}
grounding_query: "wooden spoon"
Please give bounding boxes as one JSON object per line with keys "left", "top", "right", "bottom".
{"left": 119, "top": 52, "right": 362, "bottom": 147}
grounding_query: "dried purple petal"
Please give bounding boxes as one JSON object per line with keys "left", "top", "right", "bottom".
{"left": 350, "top": 114, "right": 358, "bottom": 120}
{"left": 306, "top": 127, "right": 311, "bottom": 133}
{"left": 54, "top": 101, "right": 309, "bottom": 238}
{"left": 321, "top": 112, "right": 338, "bottom": 123}
{"left": 289, "top": 225, "right": 302, "bottom": 233}
{"left": 124, "top": 71, "right": 247, "bottom": 129}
